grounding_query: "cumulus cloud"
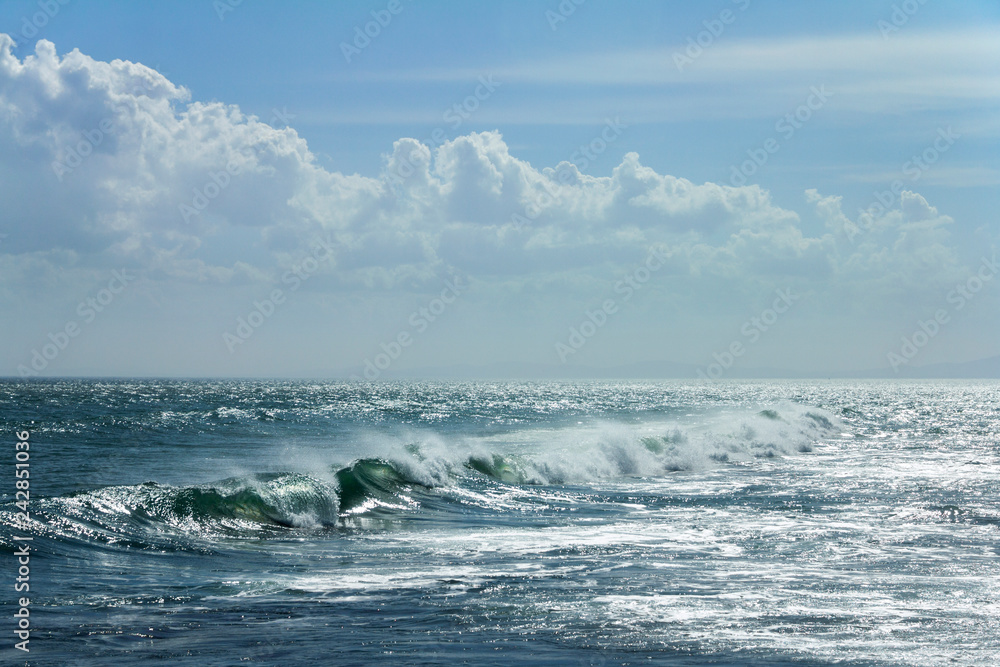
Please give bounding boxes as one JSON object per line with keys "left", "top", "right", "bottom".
{"left": 0, "top": 35, "right": 985, "bottom": 308}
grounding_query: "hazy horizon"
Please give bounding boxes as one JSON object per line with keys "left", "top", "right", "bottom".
{"left": 2, "top": 1, "right": 998, "bottom": 379}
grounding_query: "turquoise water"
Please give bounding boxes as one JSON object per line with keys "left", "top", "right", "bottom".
{"left": 2, "top": 379, "right": 999, "bottom": 665}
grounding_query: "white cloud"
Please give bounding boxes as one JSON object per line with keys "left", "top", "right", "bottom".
{"left": 318, "top": 29, "right": 1000, "bottom": 123}
{"left": 0, "top": 34, "right": 990, "bottom": 314}
{"left": 357, "top": 29, "right": 998, "bottom": 85}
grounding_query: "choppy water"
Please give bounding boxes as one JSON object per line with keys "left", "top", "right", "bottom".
{"left": 1, "top": 379, "right": 998, "bottom": 666}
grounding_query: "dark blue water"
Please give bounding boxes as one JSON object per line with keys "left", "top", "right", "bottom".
{"left": 2, "top": 379, "right": 998, "bottom": 665}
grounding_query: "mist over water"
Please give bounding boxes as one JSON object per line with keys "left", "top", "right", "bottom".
{"left": 2, "top": 379, "right": 999, "bottom": 665}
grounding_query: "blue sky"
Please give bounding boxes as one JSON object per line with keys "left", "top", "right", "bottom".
{"left": 1, "top": 0, "right": 998, "bottom": 377}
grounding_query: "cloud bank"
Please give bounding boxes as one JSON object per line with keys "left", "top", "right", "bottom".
{"left": 0, "top": 35, "right": 994, "bottom": 374}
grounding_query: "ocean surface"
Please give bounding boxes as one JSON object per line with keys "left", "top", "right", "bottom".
{"left": 1, "top": 379, "right": 998, "bottom": 666}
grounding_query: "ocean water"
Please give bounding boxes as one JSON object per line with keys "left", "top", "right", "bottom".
{"left": 1, "top": 379, "right": 998, "bottom": 666}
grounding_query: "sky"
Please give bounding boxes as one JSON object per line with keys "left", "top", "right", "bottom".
{"left": 0, "top": 0, "right": 998, "bottom": 378}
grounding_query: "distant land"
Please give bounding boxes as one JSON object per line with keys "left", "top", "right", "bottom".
{"left": 337, "top": 355, "right": 1000, "bottom": 381}
{"left": 7, "top": 356, "right": 1000, "bottom": 381}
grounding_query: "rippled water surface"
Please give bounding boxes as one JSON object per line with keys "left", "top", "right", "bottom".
{"left": 1, "top": 379, "right": 998, "bottom": 665}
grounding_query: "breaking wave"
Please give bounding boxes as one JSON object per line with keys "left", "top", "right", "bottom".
{"left": 4, "top": 403, "right": 838, "bottom": 548}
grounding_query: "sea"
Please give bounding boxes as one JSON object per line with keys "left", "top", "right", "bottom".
{"left": 1, "top": 379, "right": 998, "bottom": 666}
